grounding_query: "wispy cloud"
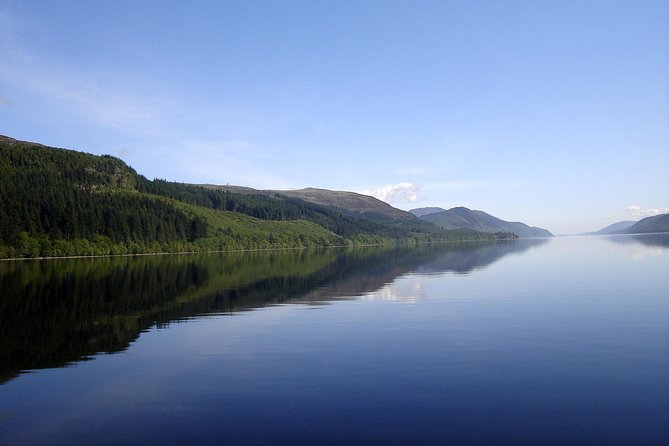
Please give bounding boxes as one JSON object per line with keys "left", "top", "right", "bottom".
{"left": 0, "top": 61, "right": 173, "bottom": 137}
{"left": 0, "top": 8, "right": 288, "bottom": 188}
{"left": 0, "top": 8, "right": 176, "bottom": 138}
{"left": 174, "top": 140, "right": 294, "bottom": 189}
{"left": 361, "top": 182, "right": 423, "bottom": 204}
{"left": 625, "top": 205, "right": 669, "bottom": 220}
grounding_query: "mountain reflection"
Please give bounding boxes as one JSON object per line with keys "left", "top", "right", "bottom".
{"left": 415, "top": 238, "right": 549, "bottom": 275}
{"left": 602, "top": 232, "right": 669, "bottom": 248}
{"left": 0, "top": 239, "right": 547, "bottom": 384}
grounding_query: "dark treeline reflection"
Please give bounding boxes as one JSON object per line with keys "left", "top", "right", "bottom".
{"left": 0, "top": 239, "right": 547, "bottom": 383}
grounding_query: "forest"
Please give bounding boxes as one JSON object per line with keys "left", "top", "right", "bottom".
{"left": 0, "top": 136, "right": 513, "bottom": 258}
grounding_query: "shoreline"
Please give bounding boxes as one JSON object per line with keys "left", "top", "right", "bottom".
{"left": 0, "top": 236, "right": 523, "bottom": 262}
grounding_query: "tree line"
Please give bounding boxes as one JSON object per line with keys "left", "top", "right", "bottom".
{"left": 0, "top": 137, "right": 508, "bottom": 258}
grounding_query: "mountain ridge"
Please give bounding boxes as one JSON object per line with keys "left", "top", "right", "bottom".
{"left": 202, "top": 185, "right": 413, "bottom": 221}
{"left": 0, "top": 136, "right": 511, "bottom": 258}
{"left": 626, "top": 213, "right": 669, "bottom": 234}
{"left": 586, "top": 220, "right": 637, "bottom": 235}
{"left": 409, "top": 207, "right": 446, "bottom": 218}
{"left": 588, "top": 214, "right": 669, "bottom": 236}
{"left": 410, "top": 206, "right": 553, "bottom": 238}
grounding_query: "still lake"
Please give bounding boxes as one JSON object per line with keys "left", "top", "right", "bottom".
{"left": 1, "top": 234, "right": 668, "bottom": 445}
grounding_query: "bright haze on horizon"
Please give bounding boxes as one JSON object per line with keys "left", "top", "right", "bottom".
{"left": 1, "top": 0, "right": 667, "bottom": 235}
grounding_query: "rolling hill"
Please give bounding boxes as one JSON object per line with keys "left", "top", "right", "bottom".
{"left": 0, "top": 136, "right": 509, "bottom": 258}
{"left": 204, "top": 185, "right": 413, "bottom": 221}
{"left": 411, "top": 206, "right": 553, "bottom": 238}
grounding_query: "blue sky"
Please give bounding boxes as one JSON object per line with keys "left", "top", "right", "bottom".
{"left": 1, "top": 0, "right": 667, "bottom": 234}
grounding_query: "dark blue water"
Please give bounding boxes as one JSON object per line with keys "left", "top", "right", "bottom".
{"left": 1, "top": 235, "right": 668, "bottom": 444}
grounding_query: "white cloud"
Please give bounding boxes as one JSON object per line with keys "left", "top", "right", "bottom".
{"left": 625, "top": 205, "right": 669, "bottom": 220}
{"left": 361, "top": 182, "right": 423, "bottom": 204}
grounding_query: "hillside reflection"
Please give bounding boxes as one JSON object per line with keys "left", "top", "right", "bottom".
{"left": 0, "top": 239, "right": 547, "bottom": 383}
{"left": 603, "top": 233, "right": 669, "bottom": 248}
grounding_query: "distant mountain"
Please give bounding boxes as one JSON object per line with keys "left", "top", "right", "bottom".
{"left": 409, "top": 207, "right": 446, "bottom": 217}
{"left": 416, "top": 206, "right": 553, "bottom": 238}
{"left": 591, "top": 220, "right": 637, "bottom": 235}
{"left": 626, "top": 213, "right": 669, "bottom": 234}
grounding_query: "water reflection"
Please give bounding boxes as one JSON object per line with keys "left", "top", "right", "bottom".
{"left": 602, "top": 232, "right": 669, "bottom": 248}
{"left": 415, "top": 238, "right": 549, "bottom": 275}
{"left": 0, "top": 239, "right": 548, "bottom": 384}
{"left": 364, "top": 279, "right": 427, "bottom": 303}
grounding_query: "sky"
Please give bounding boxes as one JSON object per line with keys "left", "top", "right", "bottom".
{"left": 1, "top": 0, "right": 668, "bottom": 234}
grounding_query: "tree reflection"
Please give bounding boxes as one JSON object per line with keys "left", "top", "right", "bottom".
{"left": 0, "top": 239, "right": 548, "bottom": 383}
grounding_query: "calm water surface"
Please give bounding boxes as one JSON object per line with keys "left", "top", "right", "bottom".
{"left": 1, "top": 235, "right": 668, "bottom": 445}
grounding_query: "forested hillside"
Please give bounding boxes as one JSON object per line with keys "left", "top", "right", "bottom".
{"left": 206, "top": 185, "right": 415, "bottom": 221}
{"left": 0, "top": 136, "right": 511, "bottom": 258}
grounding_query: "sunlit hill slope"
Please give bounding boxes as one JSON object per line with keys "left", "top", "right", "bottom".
{"left": 0, "top": 136, "right": 511, "bottom": 258}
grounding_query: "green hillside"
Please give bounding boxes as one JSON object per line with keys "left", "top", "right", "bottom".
{"left": 0, "top": 136, "right": 509, "bottom": 258}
